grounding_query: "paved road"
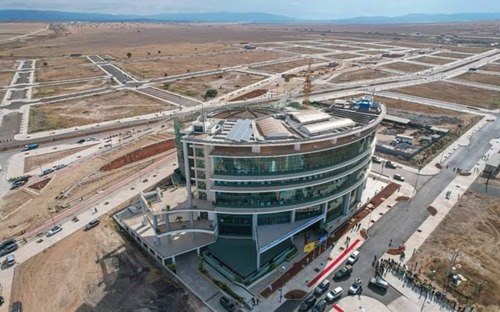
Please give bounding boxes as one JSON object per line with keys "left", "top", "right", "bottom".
{"left": 0, "top": 112, "right": 21, "bottom": 141}
{"left": 8, "top": 89, "right": 28, "bottom": 101}
{"left": 15, "top": 72, "right": 30, "bottom": 85}
{"left": 100, "top": 64, "right": 134, "bottom": 83}
{"left": 139, "top": 87, "right": 201, "bottom": 107}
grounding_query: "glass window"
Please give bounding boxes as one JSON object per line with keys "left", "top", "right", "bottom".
{"left": 258, "top": 212, "right": 291, "bottom": 225}
{"left": 295, "top": 204, "right": 322, "bottom": 221}
{"left": 213, "top": 134, "right": 374, "bottom": 176}
{"left": 218, "top": 214, "right": 252, "bottom": 236}
{"left": 326, "top": 197, "right": 343, "bottom": 222}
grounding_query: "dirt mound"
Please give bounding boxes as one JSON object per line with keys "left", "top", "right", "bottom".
{"left": 396, "top": 196, "right": 410, "bottom": 201}
{"left": 387, "top": 245, "right": 406, "bottom": 255}
{"left": 101, "top": 138, "right": 175, "bottom": 171}
{"left": 28, "top": 178, "right": 51, "bottom": 191}
{"left": 230, "top": 89, "right": 267, "bottom": 101}
{"left": 285, "top": 290, "right": 307, "bottom": 300}
{"left": 428, "top": 206, "right": 437, "bottom": 216}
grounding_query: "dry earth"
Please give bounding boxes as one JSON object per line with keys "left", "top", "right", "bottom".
{"left": 37, "top": 57, "right": 91, "bottom": 67}
{"left": 407, "top": 190, "right": 500, "bottom": 312}
{"left": 0, "top": 71, "right": 13, "bottom": 85}
{"left": 32, "top": 79, "right": 110, "bottom": 98}
{"left": 455, "top": 72, "right": 500, "bottom": 87}
{"left": 35, "top": 65, "right": 104, "bottom": 82}
{"left": 331, "top": 68, "right": 394, "bottom": 83}
{"left": 256, "top": 58, "right": 324, "bottom": 73}
{"left": 480, "top": 63, "right": 500, "bottom": 72}
{"left": 10, "top": 218, "right": 207, "bottom": 312}
{"left": 381, "top": 61, "right": 431, "bottom": 73}
{"left": 24, "top": 145, "right": 95, "bottom": 172}
{"left": 392, "top": 81, "right": 500, "bottom": 109}
{"left": 158, "top": 71, "right": 265, "bottom": 99}
{"left": 29, "top": 90, "right": 176, "bottom": 133}
{"left": 412, "top": 56, "right": 455, "bottom": 65}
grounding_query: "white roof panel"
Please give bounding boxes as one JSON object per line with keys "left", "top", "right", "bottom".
{"left": 300, "top": 118, "right": 355, "bottom": 136}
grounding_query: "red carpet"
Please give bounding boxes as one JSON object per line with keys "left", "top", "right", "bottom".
{"left": 332, "top": 304, "right": 344, "bottom": 312}
{"left": 306, "top": 239, "right": 361, "bottom": 288}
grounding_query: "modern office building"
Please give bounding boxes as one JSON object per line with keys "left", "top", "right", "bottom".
{"left": 115, "top": 104, "right": 385, "bottom": 283}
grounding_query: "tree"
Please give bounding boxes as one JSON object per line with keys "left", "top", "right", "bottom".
{"left": 126, "top": 52, "right": 132, "bottom": 58}
{"left": 205, "top": 89, "right": 218, "bottom": 99}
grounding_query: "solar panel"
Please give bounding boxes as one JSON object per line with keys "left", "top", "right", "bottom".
{"left": 226, "top": 119, "right": 253, "bottom": 142}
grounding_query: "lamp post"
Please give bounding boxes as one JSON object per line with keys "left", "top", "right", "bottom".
{"left": 279, "top": 265, "right": 286, "bottom": 303}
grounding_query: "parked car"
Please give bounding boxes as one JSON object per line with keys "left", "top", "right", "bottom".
{"left": 0, "top": 240, "right": 18, "bottom": 256}
{"left": 369, "top": 277, "right": 389, "bottom": 289}
{"left": 314, "top": 279, "right": 330, "bottom": 296}
{"left": 0, "top": 295, "right": 4, "bottom": 306}
{"left": 54, "top": 164, "right": 67, "bottom": 170}
{"left": 298, "top": 295, "right": 317, "bottom": 312}
{"left": 371, "top": 156, "right": 382, "bottom": 164}
{"left": 311, "top": 299, "right": 327, "bottom": 312}
{"left": 76, "top": 139, "right": 86, "bottom": 144}
{"left": 348, "top": 278, "right": 363, "bottom": 295}
{"left": 11, "top": 301, "right": 22, "bottom": 312}
{"left": 84, "top": 219, "right": 100, "bottom": 231}
{"left": 326, "top": 286, "right": 343, "bottom": 301}
{"left": 40, "top": 168, "right": 54, "bottom": 176}
{"left": 334, "top": 265, "right": 353, "bottom": 279}
{"left": 219, "top": 296, "right": 235, "bottom": 312}
{"left": 385, "top": 161, "right": 397, "bottom": 169}
{"left": 393, "top": 174, "right": 405, "bottom": 182}
{"left": 346, "top": 250, "right": 360, "bottom": 265}
{"left": 5, "top": 255, "right": 15, "bottom": 266}
{"left": 10, "top": 180, "right": 26, "bottom": 190}
{"left": 46, "top": 224, "right": 63, "bottom": 237}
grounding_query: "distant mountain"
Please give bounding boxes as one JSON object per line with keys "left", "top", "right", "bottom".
{"left": 0, "top": 9, "right": 499, "bottom": 24}
{"left": 331, "top": 13, "right": 500, "bottom": 24}
{"left": 0, "top": 9, "right": 294, "bottom": 23}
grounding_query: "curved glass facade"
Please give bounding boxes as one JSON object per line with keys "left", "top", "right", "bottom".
{"left": 213, "top": 132, "right": 374, "bottom": 176}
{"left": 215, "top": 164, "right": 368, "bottom": 209}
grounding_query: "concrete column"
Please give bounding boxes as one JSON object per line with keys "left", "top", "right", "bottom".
{"left": 290, "top": 210, "right": 295, "bottom": 223}
{"left": 183, "top": 141, "right": 193, "bottom": 207}
{"left": 355, "top": 183, "right": 364, "bottom": 203}
{"left": 163, "top": 214, "right": 170, "bottom": 231}
{"left": 342, "top": 193, "right": 350, "bottom": 215}
{"left": 197, "top": 247, "right": 201, "bottom": 257}
{"left": 252, "top": 214, "right": 258, "bottom": 241}
{"left": 256, "top": 251, "right": 261, "bottom": 270}
{"left": 152, "top": 215, "right": 158, "bottom": 230}
{"left": 190, "top": 212, "right": 195, "bottom": 227}
{"left": 172, "top": 256, "right": 176, "bottom": 265}
{"left": 322, "top": 202, "right": 328, "bottom": 223}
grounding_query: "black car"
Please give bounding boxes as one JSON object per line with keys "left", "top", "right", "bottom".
{"left": 311, "top": 299, "right": 327, "bottom": 312}
{"left": 0, "top": 295, "right": 4, "bottom": 306}
{"left": 299, "top": 295, "right": 317, "bottom": 312}
{"left": 219, "top": 296, "right": 235, "bottom": 312}
{"left": 11, "top": 301, "right": 22, "bottom": 312}
{"left": 334, "top": 265, "right": 353, "bottom": 279}
{"left": 84, "top": 219, "right": 100, "bottom": 231}
{"left": 0, "top": 240, "right": 18, "bottom": 257}
{"left": 76, "top": 139, "right": 86, "bottom": 144}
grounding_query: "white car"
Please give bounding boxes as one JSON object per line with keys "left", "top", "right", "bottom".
{"left": 347, "top": 250, "right": 360, "bottom": 264}
{"left": 326, "top": 286, "right": 343, "bottom": 301}
{"left": 46, "top": 224, "right": 63, "bottom": 237}
{"left": 369, "top": 277, "right": 389, "bottom": 289}
{"left": 348, "top": 278, "right": 363, "bottom": 295}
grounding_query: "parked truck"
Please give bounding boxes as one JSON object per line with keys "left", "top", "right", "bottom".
{"left": 23, "top": 143, "right": 39, "bottom": 151}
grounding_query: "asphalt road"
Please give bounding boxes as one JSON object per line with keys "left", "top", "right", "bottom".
{"left": 8, "top": 89, "right": 27, "bottom": 100}
{"left": 100, "top": 64, "right": 134, "bottom": 83}
{"left": 0, "top": 112, "right": 21, "bottom": 141}
{"left": 139, "top": 87, "right": 201, "bottom": 107}
{"left": 15, "top": 72, "right": 30, "bottom": 85}
{"left": 278, "top": 117, "right": 500, "bottom": 311}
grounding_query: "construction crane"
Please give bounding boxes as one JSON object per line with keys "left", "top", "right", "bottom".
{"left": 302, "top": 59, "right": 312, "bottom": 109}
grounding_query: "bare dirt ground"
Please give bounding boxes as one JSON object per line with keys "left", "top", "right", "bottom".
{"left": 360, "top": 50, "right": 384, "bottom": 55}
{"left": 10, "top": 217, "right": 206, "bottom": 312}
{"left": 35, "top": 65, "right": 104, "bottom": 82}
{"left": 32, "top": 79, "right": 110, "bottom": 98}
{"left": 37, "top": 57, "right": 91, "bottom": 67}
{"left": 281, "top": 46, "right": 327, "bottom": 54}
{"left": 455, "top": 72, "right": 500, "bottom": 87}
{"left": 328, "top": 53, "right": 361, "bottom": 60}
{"left": 392, "top": 81, "right": 500, "bottom": 109}
{"left": 157, "top": 71, "right": 265, "bottom": 100}
{"left": 0, "top": 59, "right": 18, "bottom": 71}
{"left": 412, "top": 56, "right": 455, "bottom": 65}
{"left": 330, "top": 68, "right": 394, "bottom": 83}
{"left": 0, "top": 135, "right": 171, "bottom": 240}
{"left": 0, "top": 71, "right": 13, "bottom": 85}
{"left": 406, "top": 190, "right": 500, "bottom": 312}
{"left": 28, "top": 90, "right": 176, "bottom": 133}
{"left": 0, "top": 23, "right": 47, "bottom": 36}
{"left": 480, "top": 63, "right": 500, "bottom": 72}
{"left": 433, "top": 52, "right": 470, "bottom": 59}
{"left": 380, "top": 61, "right": 432, "bottom": 73}
{"left": 256, "top": 58, "right": 324, "bottom": 73}
{"left": 24, "top": 145, "right": 95, "bottom": 172}
{"left": 321, "top": 44, "right": 358, "bottom": 51}
{"left": 448, "top": 46, "right": 492, "bottom": 53}
{"left": 119, "top": 50, "right": 285, "bottom": 79}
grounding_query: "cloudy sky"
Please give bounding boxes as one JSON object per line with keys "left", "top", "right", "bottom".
{"left": 2, "top": 0, "right": 500, "bottom": 19}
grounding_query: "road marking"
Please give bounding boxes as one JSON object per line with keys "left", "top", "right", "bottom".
{"left": 306, "top": 239, "right": 361, "bottom": 288}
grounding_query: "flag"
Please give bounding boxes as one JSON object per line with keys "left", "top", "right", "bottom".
{"left": 303, "top": 242, "right": 316, "bottom": 253}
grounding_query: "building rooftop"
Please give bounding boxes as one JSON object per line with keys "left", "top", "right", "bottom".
{"left": 384, "top": 114, "right": 411, "bottom": 125}
{"left": 184, "top": 105, "right": 383, "bottom": 145}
